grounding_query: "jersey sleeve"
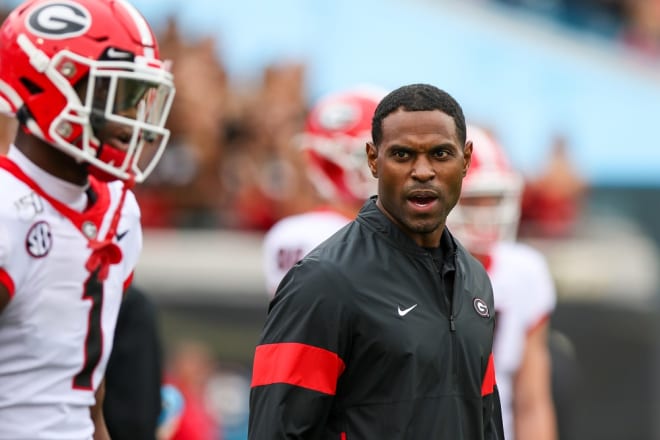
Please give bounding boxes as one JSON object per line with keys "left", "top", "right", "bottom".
{"left": 249, "top": 257, "right": 351, "bottom": 439}
{"left": 519, "top": 245, "right": 556, "bottom": 331}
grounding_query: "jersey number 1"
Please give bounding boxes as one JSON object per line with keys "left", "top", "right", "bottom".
{"left": 73, "top": 269, "right": 104, "bottom": 390}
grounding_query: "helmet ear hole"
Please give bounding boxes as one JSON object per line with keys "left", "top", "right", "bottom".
{"left": 20, "top": 77, "right": 44, "bottom": 95}
{"left": 17, "top": 106, "right": 33, "bottom": 126}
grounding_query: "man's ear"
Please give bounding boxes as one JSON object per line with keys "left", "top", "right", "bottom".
{"left": 366, "top": 142, "right": 378, "bottom": 178}
{"left": 462, "top": 140, "right": 473, "bottom": 177}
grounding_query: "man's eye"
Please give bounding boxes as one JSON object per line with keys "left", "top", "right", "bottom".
{"left": 393, "top": 150, "right": 409, "bottom": 159}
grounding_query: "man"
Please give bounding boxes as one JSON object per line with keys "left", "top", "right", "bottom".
{"left": 0, "top": 1, "right": 175, "bottom": 439}
{"left": 249, "top": 83, "right": 504, "bottom": 439}
{"left": 262, "top": 86, "right": 385, "bottom": 296}
{"left": 104, "top": 284, "right": 164, "bottom": 440}
{"left": 448, "top": 125, "right": 557, "bottom": 440}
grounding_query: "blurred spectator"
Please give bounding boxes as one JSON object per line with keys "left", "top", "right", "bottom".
{"left": 104, "top": 285, "right": 164, "bottom": 440}
{"left": 132, "top": 18, "right": 310, "bottom": 230}
{"left": 157, "top": 384, "right": 185, "bottom": 440}
{"left": 206, "top": 368, "right": 251, "bottom": 440}
{"left": 133, "top": 19, "right": 229, "bottom": 228}
{"left": 165, "top": 340, "right": 221, "bottom": 440}
{"left": 519, "top": 135, "right": 587, "bottom": 239}
{"left": 619, "top": 0, "right": 660, "bottom": 58}
{"left": 221, "top": 63, "right": 309, "bottom": 230}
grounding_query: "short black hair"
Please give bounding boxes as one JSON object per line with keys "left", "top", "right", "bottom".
{"left": 371, "top": 83, "right": 466, "bottom": 147}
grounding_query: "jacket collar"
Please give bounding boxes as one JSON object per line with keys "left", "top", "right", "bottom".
{"left": 356, "top": 196, "right": 457, "bottom": 262}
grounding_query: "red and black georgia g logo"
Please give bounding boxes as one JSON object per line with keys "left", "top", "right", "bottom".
{"left": 473, "top": 298, "right": 490, "bottom": 318}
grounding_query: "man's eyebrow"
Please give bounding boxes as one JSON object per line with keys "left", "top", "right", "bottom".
{"left": 418, "top": 143, "right": 459, "bottom": 153}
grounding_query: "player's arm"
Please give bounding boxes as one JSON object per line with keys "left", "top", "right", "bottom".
{"left": 513, "top": 317, "right": 557, "bottom": 440}
{"left": 91, "top": 377, "right": 111, "bottom": 440}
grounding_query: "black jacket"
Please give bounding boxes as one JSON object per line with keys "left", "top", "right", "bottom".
{"left": 104, "top": 285, "right": 163, "bottom": 440}
{"left": 249, "top": 198, "right": 504, "bottom": 439}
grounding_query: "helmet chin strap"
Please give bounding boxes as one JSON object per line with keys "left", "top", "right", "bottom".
{"left": 87, "top": 142, "right": 129, "bottom": 182}
{"left": 85, "top": 111, "right": 131, "bottom": 182}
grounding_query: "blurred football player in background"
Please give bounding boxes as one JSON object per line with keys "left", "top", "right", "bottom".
{"left": 447, "top": 125, "right": 558, "bottom": 440}
{"left": 262, "top": 85, "right": 386, "bottom": 296}
{"left": 0, "top": 0, "right": 175, "bottom": 438}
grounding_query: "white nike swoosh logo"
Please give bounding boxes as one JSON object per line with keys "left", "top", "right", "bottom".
{"left": 397, "top": 304, "right": 418, "bottom": 317}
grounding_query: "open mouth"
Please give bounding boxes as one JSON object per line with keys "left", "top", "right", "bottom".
{"left": 410, "top": 195, "right": 436, "bottom": 206}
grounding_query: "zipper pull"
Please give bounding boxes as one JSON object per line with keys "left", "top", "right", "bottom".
{"left": 449, "top": 314, "right": 456, "bottom": 332}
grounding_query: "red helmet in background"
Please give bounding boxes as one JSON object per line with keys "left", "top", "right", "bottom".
{"left": 448, "top": 124, "right": 524, "bottom": 255}
{"left": 300, "top": 85, "right": 386, "bottom": 204}
{"left": 0, "top": 0, "right": 175, "bottom": 183}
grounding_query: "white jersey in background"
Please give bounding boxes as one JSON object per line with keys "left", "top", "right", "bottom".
{"left": 488, "top": 241, "right": 557, "bottom": 440}
{"left": 262, "top": 209, "right": 352, "bottom": 296}
{"left": 0, "top": 148, "right": 142, "bottom": 440}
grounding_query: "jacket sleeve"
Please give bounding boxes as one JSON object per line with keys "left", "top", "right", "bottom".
{"left": 249, "top": 258, "right": 350, "bottom": 439}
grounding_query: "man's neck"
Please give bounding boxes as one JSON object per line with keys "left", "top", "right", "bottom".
{"left": 14, "top": 129, "right": 88, "bottom": 185}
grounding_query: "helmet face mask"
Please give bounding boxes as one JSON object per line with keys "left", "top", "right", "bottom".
{"left": 301, "top": 86, "right": 386, "bottom": 204}
{"left": 448, "top": 125, "right": 523, "bottom": 256}
{"left": 0, "top": 0, "right": 175, "bottom": 183}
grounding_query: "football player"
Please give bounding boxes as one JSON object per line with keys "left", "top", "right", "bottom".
{"left": 447, "top": 125, "right": 558, "bottom": 440}
{"left": 0, "top": 0, "right": 175, "bottom": 438}
{"left": 262, "top": 85, "right": 386, "bottom": 296}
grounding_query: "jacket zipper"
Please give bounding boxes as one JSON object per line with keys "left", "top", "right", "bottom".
{"left": 430, "top": 253, "right": 459, "bottom": 383}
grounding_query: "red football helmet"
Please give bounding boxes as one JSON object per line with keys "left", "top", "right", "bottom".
{"left": 0, "top": 0, "right": 175, "bottom": 183}
{"left": 448, "top": 124, "right": 524, "bottom": 255}
{"left": 300, "top": 85, "right": 386, "bottom": 204}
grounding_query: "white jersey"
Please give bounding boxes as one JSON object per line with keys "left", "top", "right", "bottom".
{"left": 488, "top": 241, "right": 556, "bottom": 440}
{"left": 0, "top": 148, "right": 142, "bottom": 440}
{"left": 262, "top": 209, "right": 352, "bottom": 296}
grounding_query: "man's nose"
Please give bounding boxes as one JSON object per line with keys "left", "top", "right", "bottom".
{"left": 411, "top": 157, "right": 435, "bottom": 181}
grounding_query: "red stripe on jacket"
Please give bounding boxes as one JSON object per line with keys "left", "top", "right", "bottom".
{"left": 0, "top": 268, "right": 15, "bottom": 298}
{"left": 251, "top": 342, "right": 346, "bottom": 395}
{"left": 481, "top": 353, "right": 496, "bottom": 396}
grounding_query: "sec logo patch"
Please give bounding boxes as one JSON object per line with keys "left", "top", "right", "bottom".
{"left": 26, "top": 221, "right": 52, "bottom": 258}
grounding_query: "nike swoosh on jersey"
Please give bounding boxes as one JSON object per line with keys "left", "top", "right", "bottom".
{"left": 397, "top": 304, "right": 418, "bottom": 316}
{"left": 116, "top": 230, "right": 129, "bottom": 241}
